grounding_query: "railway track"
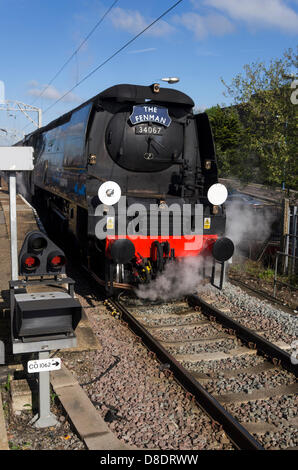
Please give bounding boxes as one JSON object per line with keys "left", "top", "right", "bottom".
{"left": 104, "top": 292, "right": 297, "bottom": 450}
{"left": 228, "top": 277, "right": 297, "bottom": 314}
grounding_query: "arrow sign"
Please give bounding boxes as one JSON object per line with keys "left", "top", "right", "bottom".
{"left": 27, "top": 357, "right": 61, "bottom": 373}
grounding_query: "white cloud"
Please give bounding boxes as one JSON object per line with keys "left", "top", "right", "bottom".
{"left": 204, "top": 0, "right": 298, "bottom": 33}
{"left": 127, "top": 48, "right": 157, "bottom": 54}
{"left": 27, "top": 80, "right": 39, "bottom": 87}
{"left": 109, "top": 7, "right": 175, "bottom": 37}
{"left": 27, "top": 83, "right": 81, "bottom": 103}
{"left": 195, "top": 47, "right": 221, "bottom": 57}
{"left": 174, "top": 12, "right": 234, "bottom": 39}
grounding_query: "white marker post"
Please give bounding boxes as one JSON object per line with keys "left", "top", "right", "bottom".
{"left": 28, "top": 351, "right": 61, "bottom": 428}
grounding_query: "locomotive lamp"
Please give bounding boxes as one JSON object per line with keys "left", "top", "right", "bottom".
{"left": 88, "top": 154, "right": 96, "bottom": 165}
{"left": 152, "top": 83, "right": 160, "bottom": 93}
{"left": 161, "top": 77, "right": 180, "bottom": 84}
{"left": 207, "top": 183, "right": 228, "bottom": 206}
{"left": 98, "top": 181, "right": 121, "bottom": 206}
{"left": 204, "top": 159, "right": 212, "bottom": 170}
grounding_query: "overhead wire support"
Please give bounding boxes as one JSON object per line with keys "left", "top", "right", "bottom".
{"left": 29, "top": 0, "right": 120, "bottom": 107}
{"left": 42, "top": 0, "right": 183, "bottom": 116}
{"left": 0, "top": 100, "right": 42, "bottom": 137}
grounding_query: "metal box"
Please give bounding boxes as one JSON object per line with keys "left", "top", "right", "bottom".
{"left": 14, "top": 292, "right": 81, "bottom": 339}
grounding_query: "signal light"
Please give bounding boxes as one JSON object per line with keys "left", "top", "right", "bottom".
{"left": 28, "top": 233, "right": 48, "bottom": 253}
{"left": 21, "top": 255, "right": 40, "bottom": 273}
{"left": 48, "top": 251, "right": 66, "bottom": 272}
{"left": 18, "top": 231, "right": 66, "bottom": 276}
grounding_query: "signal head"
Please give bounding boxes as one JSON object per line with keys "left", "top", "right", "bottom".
{"left": 18, "top": 231, "right": 66, "bottom": 277}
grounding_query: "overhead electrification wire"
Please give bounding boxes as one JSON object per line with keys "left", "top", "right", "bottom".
{"left": 29, "top": 0, "right": 120, "bottom": 107}
{"left": 42, "top": 0, "right": 183, "bottom": 116}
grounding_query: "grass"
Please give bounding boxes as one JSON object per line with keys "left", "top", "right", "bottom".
{"left": 230, "top": 259, "right": 272, "bottom": 279}
{"left": 9, "top": 441, "right": 31, "bottom": 450}
{"left": 230, "top": 259, "right": 298, "bottom": 287}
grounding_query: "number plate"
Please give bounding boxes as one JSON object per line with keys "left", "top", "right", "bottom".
{"left": 27, "top": 357, "right": 61, "bottom": 373}
{"left": 135, "top": 125, "right": 163, "bottom": 135}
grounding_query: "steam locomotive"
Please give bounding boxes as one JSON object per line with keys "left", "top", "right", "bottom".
{"left": 18, "top": 83, "right": 234, "bottom": 294}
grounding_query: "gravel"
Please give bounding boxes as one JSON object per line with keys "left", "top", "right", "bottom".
{"left": 198, "top": 282, "right": 298, "bottom": 347}
{"left": 59, "top": 307, "right": 233, "bottom": 450}
{"left": 204, "top": 368, "right": 296, "bottom": 395}
{"left": 226, "top": 395, "right": 298, "bottom": 450}
{"left": 152, "top": 324, "right": 224, "bottom": 342}
{"left": 226, "top": 394, "right": 298, "bottom": 424}
{"left": 2, "top": 387, "right": 86, "bottom": 450}
{"left": 136, "top": 312, "right": 206, "bottom": 327}
{"left": 182, "top": 354, "right": 267, "bottom": 374}
{"left": 167, "top": 338, "right": 238, "bottom": 355}
{"left": 256, "top": 426, "right": 298, "bottom": 450}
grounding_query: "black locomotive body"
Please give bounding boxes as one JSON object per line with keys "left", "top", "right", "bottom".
{"left": 18, "top": 83, "right": 233, "bottom": 294}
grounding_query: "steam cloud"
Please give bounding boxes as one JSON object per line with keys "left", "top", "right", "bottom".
{"left": 135, "top": 202, "right": 276, "bottom": 301}
{"left": 225, "top": 202, "right": 276, "bottom": 252}
{"left": 135, "top": 255, "right": 213, "bottom": 301}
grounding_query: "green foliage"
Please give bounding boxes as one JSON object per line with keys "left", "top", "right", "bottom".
{"left": 258, "top": 268, "right": 275, "bottom": 280}
{"left": 211, "top": 47, "right": 298, "bottom": 189}
{"left": 206, "top": 105, "right": 242, "bottom": 151}
{"left": 4, "top": 373, "right": 11, "bottom": 392}
{"left": 9, "top": 441, "right": 31, "bottom": 450}
{"left": 206, "top": 105, "right": 244, "bottom": 179}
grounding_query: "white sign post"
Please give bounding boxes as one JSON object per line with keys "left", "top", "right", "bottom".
{"left": 0, "top": 147, "right": 34, "bottom": 280}
{"left": 28, "top": 355, "right": 61, "bottom": 427}
{"left": 0, "top": 147, "right": 33, "bottom": 364}
{"left": 29, "top": 351, "right": 61, "bottom": 428}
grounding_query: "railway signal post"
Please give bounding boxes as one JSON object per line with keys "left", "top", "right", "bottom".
{"left": 0, "top": 147, "right": 82, "bottom": 427}
{"left": 10, "top": 231, "right": 82, "bottom": 428}
{"left": 0, "top": 147, "right": 34, "bottom": 363}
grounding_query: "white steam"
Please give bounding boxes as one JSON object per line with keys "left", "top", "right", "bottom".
{"left": 135, "top": 202, "right": 276, "bottom": 301}
{"left": 225, "top": 203, "right": 276, "bottom": 251}
{"left": 135, "top": 256, "right": 213, "bottom": 301}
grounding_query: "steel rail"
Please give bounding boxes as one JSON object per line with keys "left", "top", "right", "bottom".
{"left": 109, "top": 298, "right": 264, "bottom": 450}
{"left": 188, "top": 295, "right": 298, "bottom": 377}
{"left": 229, "top": 277, "right": 297, "bottom": 313}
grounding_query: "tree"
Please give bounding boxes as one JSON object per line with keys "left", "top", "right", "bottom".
{"left": 221, "top": 47, "right": 298, "bottom": 189}
{"left": 206, "top": 105, "right": 244, "bottom": 178}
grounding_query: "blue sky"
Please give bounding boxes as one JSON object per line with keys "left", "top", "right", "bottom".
{"left": 0, "top": 0, "right": 297, "bottom": 143}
